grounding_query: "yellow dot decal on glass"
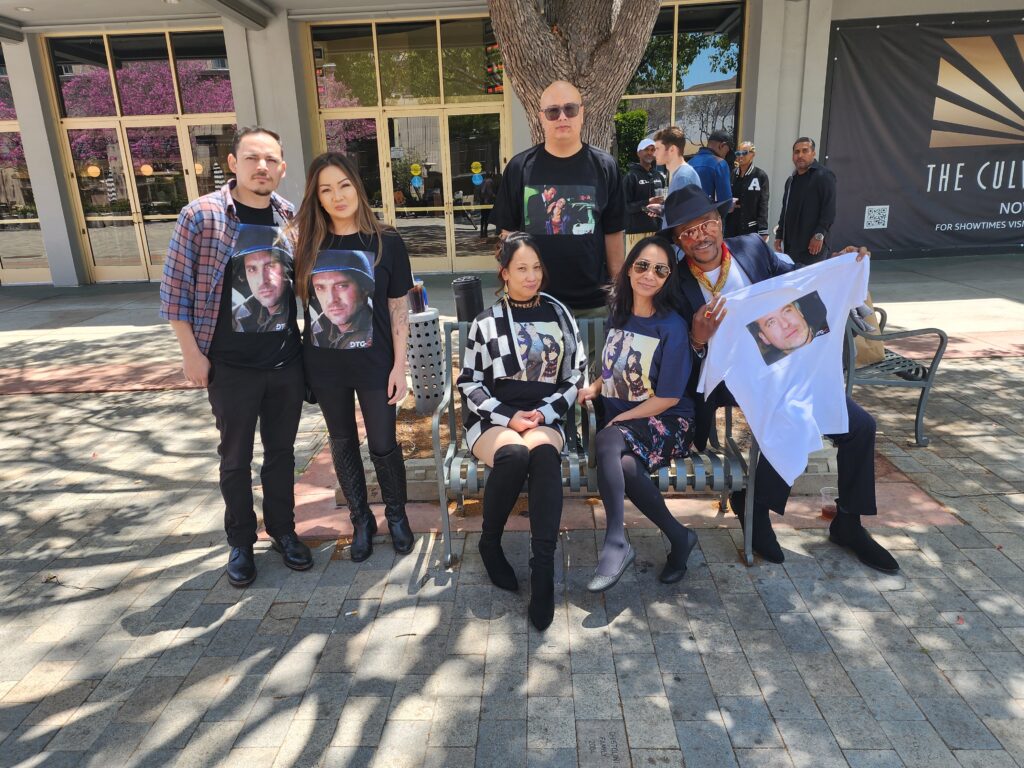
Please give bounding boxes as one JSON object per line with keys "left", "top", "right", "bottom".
{"left": 470, "top": 161, "right": 482, "bottom": 174}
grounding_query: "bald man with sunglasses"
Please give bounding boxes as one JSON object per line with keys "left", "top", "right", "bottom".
{"left": 491, "top": 80, "right": 626, "bottom": 319}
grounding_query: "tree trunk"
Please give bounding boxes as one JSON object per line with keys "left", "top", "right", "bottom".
{"left": 488, "top": 0, "right": 662, "bottom": 151}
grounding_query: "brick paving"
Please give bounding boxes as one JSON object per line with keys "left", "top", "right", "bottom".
{"left": 1, "top": 256, "right": 1023, "bottom": 767}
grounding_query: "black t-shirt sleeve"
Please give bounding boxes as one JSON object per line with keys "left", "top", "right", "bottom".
{"left": 385, "top": 232, "right": 414, "bottom": 299}
{"left": 489, "top": 154, "right": 522, "bottom": 232}
{"left": 601, "top": 156, "right": 626, "bottom": 234}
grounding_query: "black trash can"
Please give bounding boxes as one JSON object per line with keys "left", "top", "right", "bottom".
{"left": 452, "top": 275, "right": 484, "bottom": 322}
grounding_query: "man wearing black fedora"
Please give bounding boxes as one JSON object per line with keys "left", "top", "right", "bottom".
{"left": 661, "top": 186, "right": 898, "bottom": 572}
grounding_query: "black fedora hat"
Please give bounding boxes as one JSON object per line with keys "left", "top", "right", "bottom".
{"left": 657, "top": 185, "right": 733, "bottom": 242}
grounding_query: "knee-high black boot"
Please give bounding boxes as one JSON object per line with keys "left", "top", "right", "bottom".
{"left": 370, "top": 444, "right": 414, "bottom": 555}
{"left": 479, "top": 444, "right": 530, "bottom": 591}
{"left": 330, "top": 436, "right": 376, "bottom": 562}
{"left": 527, "top": 444, "right": 563, "bottom": 631}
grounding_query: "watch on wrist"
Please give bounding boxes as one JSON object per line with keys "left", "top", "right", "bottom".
{"left": 813, "top": 233, "right": 825, "bottom": 242}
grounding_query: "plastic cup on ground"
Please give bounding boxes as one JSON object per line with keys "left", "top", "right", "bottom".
{"left": 819, "top": 486, "right": 838, "bottom": 520}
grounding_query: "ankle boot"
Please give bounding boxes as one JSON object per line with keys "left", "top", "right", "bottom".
{"left": 330, "top": 436, "right": 376, "bottom": 562}
{"left": 528, "top": 550, "right": 556, "bottom": 631}
{"left": 370, "top": 444, "right": 414, "bottom": 555}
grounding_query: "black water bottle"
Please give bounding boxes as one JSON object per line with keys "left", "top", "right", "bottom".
{"left": 452, "top": 275, "right": 484, "bottom": 322}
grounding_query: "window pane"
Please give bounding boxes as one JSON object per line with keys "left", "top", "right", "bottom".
{"left": 312, "top": 25, "right": 377, "bottom": 108}
{"left": 615, "top": 97, "right": 671, "bottom": 169}
{"left": 66, "top": 128, "right": 131, "bottom": 215}
{"left": 440, "top": 19, "right": 503, "bottom": 103}
{"left": 627, "top": 7, "right": 675, "bottom": 95}
{"left": 0, "top": 133, "right": 35, "bottom": 218}
{"left": 110, "top": 35, "right": 177, "bottom": 116}
{"left": 389, "top": 116, "right": 443, "bottom": 207}
{"left": 126, "top": 126, "right": 187, "bottom": 215}
{"left": 449, "top": 113, "right": 501, "bottom": 257}
{"left": 50, "top": 37, "right": 116, "bottom": 118}
{"left": 0, "top": 48, "right": 15, "bottom": 120}
{"left": 0, "top": 223, "right": 48, "bottom": 271}
{"left": 324, "top": 118, "right": 381, "bottom": 208}
{"left": 172, "top": 31, "right": 234, "bottom": 114}
{"left": 189, "top": 124, "right": 236, "bottom": 197}
{"left": 675, "top": 93, "right": 738, "bottom": 154}
{"left": 378, "top": 22, "right": 440, "bottom": 107}
{"left": 677, "top": 3, "right": 742, "bottom": 92}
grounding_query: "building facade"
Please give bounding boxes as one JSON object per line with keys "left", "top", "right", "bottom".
{"left": 0, "top": 0, "right": 1019, "bottom": 286}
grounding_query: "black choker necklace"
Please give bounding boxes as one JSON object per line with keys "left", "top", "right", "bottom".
{"left": 507, "top": 295, "right": 540, "bottom": 309}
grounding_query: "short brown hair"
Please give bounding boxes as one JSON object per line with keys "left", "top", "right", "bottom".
{"left": 653, "top": 126, "right": 686, "bottom": 153}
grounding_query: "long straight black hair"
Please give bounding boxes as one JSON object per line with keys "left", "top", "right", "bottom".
{"left": 608, "top": 235, "right": 678, "bottom": 327}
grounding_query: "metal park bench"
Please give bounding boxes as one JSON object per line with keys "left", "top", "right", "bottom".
{"left": 844, "top": 307, "right": 948, "bottom": 447}
{"left": 431, "top": 318, "right": 760, "bottom": 569}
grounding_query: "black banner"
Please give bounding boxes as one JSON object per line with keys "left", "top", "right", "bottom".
{"left": 824, "top": 14, "right": 1024, "bottom": 257}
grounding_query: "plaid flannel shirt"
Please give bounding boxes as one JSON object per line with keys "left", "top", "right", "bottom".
{"left": 159, "top": 181, "right": 295, "bottom": 354}
{"left": 456, "top": 293, "right": 587, "bottom": 450}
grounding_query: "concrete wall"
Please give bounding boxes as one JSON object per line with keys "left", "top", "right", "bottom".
{"left": 3, "top": 36, "right": 88, "bottom": 286}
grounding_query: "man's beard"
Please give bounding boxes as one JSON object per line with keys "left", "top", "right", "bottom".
{"left": 251, "top": 188, "right": 272, "bottom": 197}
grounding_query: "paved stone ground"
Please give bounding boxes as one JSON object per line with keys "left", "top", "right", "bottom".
{"left": 1, "top": 257, "right": 1023, "bottom": 767}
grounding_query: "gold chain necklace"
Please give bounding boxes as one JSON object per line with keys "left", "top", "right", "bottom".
{"left": 687, "top": 245, "right": 732, "bottom": 296}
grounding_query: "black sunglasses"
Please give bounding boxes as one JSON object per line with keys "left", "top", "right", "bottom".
{"left": 541, "top": 102, "right": 581, "bottom": 121}
{"left": 632, "top": 259, "right": 671, "bottom": 279}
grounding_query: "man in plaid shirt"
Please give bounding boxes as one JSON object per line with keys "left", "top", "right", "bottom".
{"left": 160, "top": 127, "right": 312, "bottom": 587}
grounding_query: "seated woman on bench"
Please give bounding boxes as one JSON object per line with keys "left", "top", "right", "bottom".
{"left": 456, "top": 232, "right": 586, "bottom": 631}
{"left": 579, "top": 236, "right": 699, "bottom": 592}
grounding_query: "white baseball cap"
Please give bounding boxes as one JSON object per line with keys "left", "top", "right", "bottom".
{"left": 636, "top": 138, "right": 655, "bottom": 151}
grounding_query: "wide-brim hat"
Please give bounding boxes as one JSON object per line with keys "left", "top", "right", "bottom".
{"left": 311, "top": 249, "right": 374, "bottom": 287}
{"left": 657, "top": 185, "right": 733, "bottom": 242}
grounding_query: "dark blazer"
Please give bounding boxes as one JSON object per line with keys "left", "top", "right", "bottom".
{"left": 672, "top": 234, "right": 794, "bottom": 450}
{"left": 775, "top": 161, "right": 836, "bottom": 265}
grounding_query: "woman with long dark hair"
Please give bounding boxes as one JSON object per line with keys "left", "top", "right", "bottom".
{"left": 290, "top": 152, "right": 414, "bottom": 562}
{"left": 457, "top": 232, "right": 585, "bottom": 630}
{"left": 579, "top": 236, "right": 698, "bottom": 591}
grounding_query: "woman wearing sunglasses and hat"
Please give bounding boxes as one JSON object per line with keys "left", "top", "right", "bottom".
{"left": 578, "top": 236, "right": 699, "bottom": 592}
{"left": 290, "top": 152, "right": 415, "bottom": 563}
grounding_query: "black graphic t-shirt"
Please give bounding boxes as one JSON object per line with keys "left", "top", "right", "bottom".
{"left": 599, "top": 311, "right": 693, "bottom": 423}
{"left": 492, "top": 302, "right": 563, "bottom": 412}
{"left": 209, "top": 199, "right": 301, "bottom": 370}
{"left": 303, "top": 230, "right": 414, "bottom": 388}
{"left": 491, "top": 145, "right": 625, "bottom": 310}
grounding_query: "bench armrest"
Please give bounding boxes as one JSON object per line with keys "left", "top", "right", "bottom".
{"left": 582, "top": 399, "right": 597, "bottom": 468}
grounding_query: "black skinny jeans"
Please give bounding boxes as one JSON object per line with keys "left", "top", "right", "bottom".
{"left": 207, "top": 358, "right": 305, "bottom": 548}
{"left": 310, "top": 381, "right": 398, "bottom": 456}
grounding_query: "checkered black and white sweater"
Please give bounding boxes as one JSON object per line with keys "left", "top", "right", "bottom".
{"left": 456, "top": 293, "right": 587, "bottom": 450}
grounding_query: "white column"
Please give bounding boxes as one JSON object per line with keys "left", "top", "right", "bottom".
{"left": 3, "top": 36, "right": 88, "bottom": 285}
{"left": 222, "top": 19, "right": 257, "bottom": 129}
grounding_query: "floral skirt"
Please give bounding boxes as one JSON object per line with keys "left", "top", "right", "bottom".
{"left": 615, "top": 415, "right": 693, "bottom": 472}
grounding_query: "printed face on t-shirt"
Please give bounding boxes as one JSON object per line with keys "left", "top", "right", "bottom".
{"left": 600, "top": 330, "right": 659, "bottom": 402}
{"left": 513, "top": 321, "right": 563, "bottom": 384}
{"left": 308, "top": 249, "right": 376, "bottom": 350}
{"left": 229, "top": 224, "right": 293, "bottom": 334}
{"left": 746, "top": 290, "right": 830, "bottom": 366}
{"left": 524, "top": 185, "right": 597, "bottom": 236}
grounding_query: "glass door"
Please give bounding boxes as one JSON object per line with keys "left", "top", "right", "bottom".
{"left": 446, "top": 108, "right": 502, "bottom": 271}
{"left": 385, "top": 112, "right": 451, "bottom": 274}
{"left": 66, "top": 124, "right": 146, "bottom": 281}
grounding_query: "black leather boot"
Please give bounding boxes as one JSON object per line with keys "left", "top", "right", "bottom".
{"left": 330, "top": 436, "right": 376, "bottom": 562}
{"left": 370, "top": 444, "right": 414, "bottom": 555}
{"left": 528, "top": 549, "right": 556, "bottom": 631}
{"left": 227, "top": 546, "right": 256, "bottom": 587}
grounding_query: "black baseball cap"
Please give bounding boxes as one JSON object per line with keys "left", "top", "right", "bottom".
{"left": 708, "top": 130, "right": 733, "bottom": 147}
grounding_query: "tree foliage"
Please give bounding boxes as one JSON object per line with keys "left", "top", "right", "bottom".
{"left": 613, "top": 109, "right": 647, "bottom": 174}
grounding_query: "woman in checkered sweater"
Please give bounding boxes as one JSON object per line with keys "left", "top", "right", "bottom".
{"left": 456, "top": 233, "right": 586, "bottom": 631}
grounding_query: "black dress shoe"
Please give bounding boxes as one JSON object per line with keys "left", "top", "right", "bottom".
{"left": 660, "top": 528, "right": 699, "bottom": 584}
{"left": 227, "top": 546, "right": 256, "bottom": 587}
{"left": 829, "top": 513, "right": 899, "bottom": 573}
{"left": 733, "top": 494, "right": 785, "bottom": 564}
{"left": 271, "top": 532, "right": 313, "bottom": 571}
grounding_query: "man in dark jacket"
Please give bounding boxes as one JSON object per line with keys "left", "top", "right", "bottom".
{"left": 624, "top": 138, "right": 667, "bottom": 251}
{"left": 725, "top": 140, "right": 770, "bottom": 239}
{"left": 775, "top": 137, "right": 837, "bottom": 266}
{"left": 687, "top": 129, "right": 732, "bottom": 204}
{"left": 662, "top": 185, "right": 898, "bottom": 573}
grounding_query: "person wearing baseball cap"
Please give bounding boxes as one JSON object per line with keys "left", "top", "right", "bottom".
{"left": 688, "top": 129, "right": 733, "bottom": 207}
{"left": 624, "top": 136, "right": 668, "bottom": 253}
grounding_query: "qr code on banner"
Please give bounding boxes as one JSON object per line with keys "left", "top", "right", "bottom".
{"left": 864, "top": 205, "right": 889, "bottom": 229}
